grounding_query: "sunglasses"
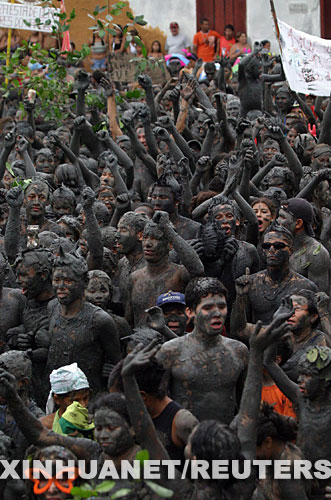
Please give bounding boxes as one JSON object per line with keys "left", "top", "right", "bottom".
{"left": 262, "top": 242, "right": 288, "bottom": 250}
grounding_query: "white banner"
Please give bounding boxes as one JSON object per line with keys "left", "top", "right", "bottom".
{"left": 0, "top": 2, "right": 58, "bottom": 32}
{"left": 278, "top": 19, "right": 331, "bottom": 96}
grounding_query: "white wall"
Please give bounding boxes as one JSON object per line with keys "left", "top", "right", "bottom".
{"left": 129, "top": 0, "right": 196, "bottom": 47}
{"left": 246, "top": 0, "right": 321, "bottom": 53}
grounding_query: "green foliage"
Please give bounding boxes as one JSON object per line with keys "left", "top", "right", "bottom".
{"left": 6, "top": 162, "right": 32, "bottom": 190}
{"left": 306, "top": 346, "right": 331, "bottom": 380}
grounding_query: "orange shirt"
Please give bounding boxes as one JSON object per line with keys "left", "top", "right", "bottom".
{"left": 219, "top": 36, "right": 236, "bottom": 57}
{"left": 193, "top": 30, "right": 220, "bottom": 62}
{"left": 261, "top": 384, "right": 296, "bottom": 419}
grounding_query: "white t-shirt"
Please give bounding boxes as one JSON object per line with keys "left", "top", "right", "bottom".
{"left": 165, "top": 33, "right": 189, "bottom": 54}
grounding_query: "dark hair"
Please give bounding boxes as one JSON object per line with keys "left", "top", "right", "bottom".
{"left": 205, "top": 62, "right": 216, "bottom": 72}
{"left": 251, "top": 197, "right": 277, "bottom": 217}
{"left": 224, "top": 24, "right": 235, "bottom": 31}
{"left": 261, "top": 39, "right": 270, "bottom": 46}
{"left": 58, "top": 215, "right": 82, "bottom": 241}
{"left": 236, "top": 31, "right": 246, "bottom": 41}
{"left": 185, "top": 277, "right": 227, "bottom": 311}
{"left": 200, "top": 17, "right": 209, "bottom": 24}
{"left": 291, "top": 289, "right": 319, "bottom": 328}
{"left": 257, "top": 402, "right": 297, "bottom": 445}
{"left": 151, "top": 40, "right": 162, "bottom": 53}
{"left": 91, "top": 393, "right": 130, "bottom": 424}
{"left": 264, "top": 223, "right": 294, "bottom": 245}
{"left": 191, "top": 421, "right": 243, "bottom": 488}
{"left": 134, "top": 358, "right": 166, "bottom": 399}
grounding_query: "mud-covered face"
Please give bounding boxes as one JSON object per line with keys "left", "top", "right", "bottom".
{"left": 117, "top": 222, "right": 139, "bottom": 255}
{"left": 16, "top": 262, "right": 45, "bottom": 299}
{"left": 151, "top": 186, "right": 175, "bottom": 214}
{"left": 86, "top": 277, "right": 110, "bottom": 309}
{"left": 25, "top": 185, "right": 49, "bottom": 218}
{"left": 94, "top": 409, "right": 133, "bottom": 457}
{"left": 98, "top": 190, "right": 115, "bottom": 212}
{"left": 312, "top": 153, "right": 331, "bottom": 171}
{"left": 276, "top": 208, "right": 297, "bottom": 233}
{"left": 298, "top": 373, "right": 323, "bottom": 399}
{"left": 286, "top": 296, "right": 312, "bottom": 333}
{"left": 142, "top": 225, "right": 169, "bottom": 263}
{"left": 52, "top": 199, "right": 74, "bottom": 219}
{"left": 100, "top": 168, "right": 115, "bottom": 188}
{"left": 275, "top": 92, "right": 292, "bottom": 111}
{"left": 226, "top": 101, "right": 240, "bottom": 118}
{"left": 287, "top": 128, "right": 297, "bottom": 148}
{"left": 161, "top": 303, "right": 187, "bottom": 336}
{"left": 3, "top": 169, "right": 14, "bottom": 190}
{"left": 136, "top": 127, "right": 147, "bottom": 149}
{"left": 194, "top": 293, "right": 227, "bottom": 337}
{"left": 262, "top": 232, "right": 292, "bottom": 268}
{"left": 119, "top": 140, "right": 135, "bottom": 162}
{"left": 263, "top": 140, "right": 280, "bottom": 163}
{"left": 253, "top": 202, "right": 274, "bottom": 233}
{"left": 52, "top": 268, "right": 85, "bottom": 304}
{"left": 213, "top": 204, "right": 237, "bottom": 237}
{"left": 36, "top": 153, "right": 55, "bottom": 174}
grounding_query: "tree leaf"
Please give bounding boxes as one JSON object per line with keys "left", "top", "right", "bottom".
{"left": 135, "top": 449, "right": 149, "bottom": 464}
{"left": 145, "top": 480, "right": 173, "bottom": 498}
{"left": 126, "top": 11, "right": 134, "bottom": 20}
{"left": 95, "top": 480, "right": 115, "bottom": 492}
{"left": 111, "top": 489, "right": 132, "bottom": 499}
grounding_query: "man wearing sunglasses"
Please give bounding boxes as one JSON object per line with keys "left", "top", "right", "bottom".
{"left": 232, "top": 225, "right": 317, "bottom": 330}
{"left": 276, "top": 197, "right": 330, "bottom": 294}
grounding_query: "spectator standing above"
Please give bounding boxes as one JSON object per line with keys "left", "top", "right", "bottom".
{"left": 193, "top": 18, "right": 220, "bottom": 62}
{"left": 165, "top": 22, "right": 190, "bottom": 55}
{"left": 148, "top": 40, "right": 164, "bottom": 58}
{"left": 229, "top": 31, "right": 252, "bottom": 62}
{"left": 219, "top": 24, "right": 236, "bottom": 57}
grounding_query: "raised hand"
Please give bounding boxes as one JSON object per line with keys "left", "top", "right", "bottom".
{"left": 0, "top": 369, "right": 18, "bottom": 400}
{"left": 152, "top": 210, "right": 170, "bottom": 229}
{"left": 145, "top": 306, "right": 167, "bottom": 332}
{"left": 180, "top": 78, "right": 197, "bottom": 102}
{"left": 115, "top": 193, "right": 130, "bottom": 210}
{"left": 271, "top": 152, "right": 287, "bottom": 167}
{"left": 153, "top": 126, "right": 171, "bottom": 143}
{"left": 96, "top": 130, "right": 110, "bottom": 142}
{"left": 100, "top": 77, "right": 114, "bottom": 98}
{"left": 75, "top": 69, "right": 90, "bottom": 91}
{"left": 196, "top": 156, "right": 211, "bottom": 174}
{"left": 23, "top": 96, "right": 35, "bottom": 113}
{"left": 265, "top": 121, "right": 284, "bottom": 141}
{"left": 223, "top": 151, "right": 242, "bottom": 195}
{"left": 156, "top": 115, "right": 174, "bottom": 130}
{"left": 137, "top": 104, "right": 151, "bottom": 124}
{"left": 236, "top": 118, "right": 251, "bottom": 135}
{"left": 74, "top": 116, "right": 87, "bottom": 130}
{"left": 16, "top": 136, "right": 29, "bottom": 154}
{"left": 81, "top": 186, "right": 96, "bottom": 209}
{"left": 138, "top": 74, "right": 153, "bottom": 90}
{"left": 121, "top": 339, "right": 160, "bottom": 377}
{"left": 235, "top": 268, "right": 251, "bottom": 297}
{"left": 122, "top": 110, "right": 135, "bottom": 128}
{"left": 47, "top": 131, "right": 61, "bottom": 146}
{"left": 169, "top": 86, "right": 180, "bottom": 103}
{"left": 4, "top": 131, "right": 16, "bottom": 151}
{"left": 6, "top": 186, "right": 24, "bottom": 208}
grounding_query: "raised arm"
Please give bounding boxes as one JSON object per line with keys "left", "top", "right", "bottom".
{"left": 237, "top": 306, "right": 294, "bottom": 459}
{"left": 0, "top": 131, "right": 16, "bottom": 182}
{"left": 16, "top": 137, "right": 36, "bottom": 178}
{"left": 153, "top": 211, "right": 204, "bottom": 277}
{"left": 4, "top": 187, "right": 24, "bottom": 264}
{"left": 138, "top": 74, "right": 158, "bottom": 124}
{"left": 265, "top": 123, "right": 303, "bottom": 182}
{"left": 81, "top": 187, "right": 103, "bottom": 271}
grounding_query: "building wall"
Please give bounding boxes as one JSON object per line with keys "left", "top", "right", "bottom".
{"left": 246, "top": 0, "right": 321, "bottom": 52}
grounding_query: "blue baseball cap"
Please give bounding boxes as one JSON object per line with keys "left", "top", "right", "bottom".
{"left": 156, "top": 291, "right": 186, "bottom": 307}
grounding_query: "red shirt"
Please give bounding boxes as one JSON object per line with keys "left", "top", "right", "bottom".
{"left": 219, "top": 35, "right": 236, "bottom": 57}
{"left": 193, "top": 30, "right": 220, "bottom": 62}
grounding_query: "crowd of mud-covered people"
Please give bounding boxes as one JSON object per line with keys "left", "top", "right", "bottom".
{"left": 0, "top": 17, "right": 330, "bottom": 500}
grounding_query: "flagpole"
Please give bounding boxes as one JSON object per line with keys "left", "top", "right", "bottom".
{"left": 269, "top": 0, "right": 282, "bottom": 55}
{"left": 5, "top": 0, "right": 15, "bottom": 85}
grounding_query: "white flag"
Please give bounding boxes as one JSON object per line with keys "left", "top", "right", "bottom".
{"left": 278, "top": 19, "right": 331, "bottom": 96}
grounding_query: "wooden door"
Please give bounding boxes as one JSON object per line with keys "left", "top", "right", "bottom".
{"left": 196, "top": 0, "right": 246, "bottom": 35}
{"left": 320, "top": 0, "right": 331, "bottom": 39}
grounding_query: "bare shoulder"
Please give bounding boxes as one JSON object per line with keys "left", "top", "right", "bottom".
{"left": 131, "top": 266, "right": 146, "bottom": 281}
{"left": 156, "top": 335, "right": 190, "bottom": 365}
{"left": 223, "top": 337, "right": 249, "bottom": 361}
